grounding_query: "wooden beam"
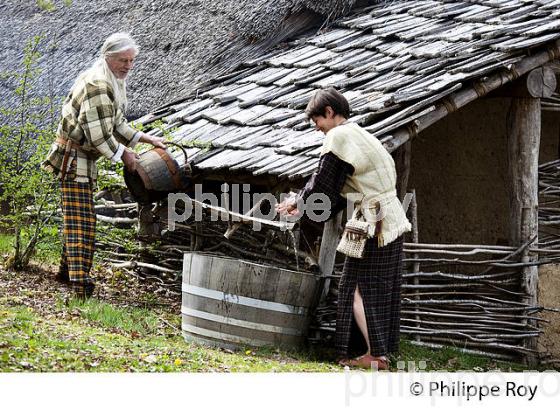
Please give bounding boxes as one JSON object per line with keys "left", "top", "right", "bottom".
{"left": 317, "top": 212, "right": 342, "bottom": 307}
{"left": 488, "top": 66, "right": 557, "bottom": 98}
{"left": 506, "top": 96, "right": 541, "bottom": 365}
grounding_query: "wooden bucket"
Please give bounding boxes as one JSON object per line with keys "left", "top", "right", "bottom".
{"left": 181, "top": 252, "right": 322, "bottom": 350}
{"left": 124, "top": 144, "right": 190, "bottom": 204}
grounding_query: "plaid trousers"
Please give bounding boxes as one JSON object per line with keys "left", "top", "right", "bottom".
{"left": 60, "top": 179, "right": 96, "bottom": 284}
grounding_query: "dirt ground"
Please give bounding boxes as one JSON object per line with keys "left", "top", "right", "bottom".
{"left": 538, "top": 264, "right": 560, "bottom": 364}
{"left": 0, "top": 261, "right": 182, "bottom": 319}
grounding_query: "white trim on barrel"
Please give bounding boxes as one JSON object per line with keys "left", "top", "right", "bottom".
{"left": 182, "top": 325, "right": 270, "bottom": 347}
{"left": 182, "top": 283, "right": 308, "bottom": 315}
{"left": 181, "top": 306, "right": 303, "bottom": 336}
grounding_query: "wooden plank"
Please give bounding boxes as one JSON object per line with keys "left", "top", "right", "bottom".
{"left": 306, "top": 28, "right": 359, "bottom": 48}
{"left": 211, "top": 127, "right": 261, "bottom": 148}
{"left": 227, "top": 148, "right": 278, "bottom": 171}
{"left": 190, "top": 198, "right": 294, "bottom": 231}
{"left": 238, "top": 85, "right": 298, "bottom": 108}
{"left": 213, "top": 83, "right": 259, "bottom": 104}
{"left": 189, "top": 125, "right": 237, "bottom": 144}
{"left": 293, "top": 49, "right": 338, "bottom": 68}
{"left": 268, "top": 45, "right": 326, "bottom": 68}
{"left": 254, "top": 155, "right": 310, "bottom": 176}
{"left": 163, "top": 99, "right": 214, "bottom": 123}
{"left": 318, "top": 213, "right": 342, "bottom": 307}
{"left": 228, "top": 127, "right": 278, "bottom": 149}
{"left": 324, "top": 49, "right": 378, "bottom": 71}
{"left": 236, "top": 85, "right": 277, "bottom": 105}
{"left": 269, "top": 88, "right": 314, "bottom": 107}
{"left": 239, "top": 66, "right": 289, "bottom": 85}
{"left": 279, "top": 158, "right": 319, "bottom": 179}
{"left": 273, "top": 68, "right": 309, "bottom": 87}
{"left": 200, "top": 102, "right": 242, "bottom": 123}
{"left": 272, "top": 112, "right": 308, "bottom": 129}
{"left": 246, "top": 107, "right": 299, "bottom": 126}
{"left": 226, "top": 105, "right": 275, "bottom": 125}
{"left": 246, "top": 149, "right": 300, "bottom": 172}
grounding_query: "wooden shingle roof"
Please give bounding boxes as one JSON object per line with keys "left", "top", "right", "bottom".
{"left": 138, "top": 0, "right": 560, "bottom": 181}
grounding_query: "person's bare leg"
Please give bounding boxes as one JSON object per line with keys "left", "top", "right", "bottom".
{"left": 353, "top": 286, "right": 371, "bottom": 354}
{"left": 353, "top": 286, "right": 387, "bottom": 362}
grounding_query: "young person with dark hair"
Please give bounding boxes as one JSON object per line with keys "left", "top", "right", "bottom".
{"left": 277, "top": 88, "right": 411, "bottom": 370}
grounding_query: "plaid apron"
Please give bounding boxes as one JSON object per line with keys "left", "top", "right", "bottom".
{"left": 60, "top": 178, "right": 96, "bottom": 285}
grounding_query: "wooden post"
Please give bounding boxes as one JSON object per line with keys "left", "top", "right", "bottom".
{"left": 137, "top": 204, "right": 157, "bottom": 238}
{"left": 317, "top": 212, "right": 342, "bottom": 307}
{"left": 410, "top": 190, "right": 421, "bottom": 343}
{"left": 394, "top": 141, "right": 411, "bottom": 201}
{"left": 506, "top": 72, "right": 542, "bottom": 364}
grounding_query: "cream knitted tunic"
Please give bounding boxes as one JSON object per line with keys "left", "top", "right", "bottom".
{"left": 321, "top": 122, "right": 411, "bottom": 246}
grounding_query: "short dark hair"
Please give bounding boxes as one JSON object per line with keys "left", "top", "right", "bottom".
{"left": 305, "top": 87, "right": 350, "bottom": 119}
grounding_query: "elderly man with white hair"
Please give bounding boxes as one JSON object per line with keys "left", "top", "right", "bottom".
{"left": 42, "top": 32, "right": 165, "bottom": 298}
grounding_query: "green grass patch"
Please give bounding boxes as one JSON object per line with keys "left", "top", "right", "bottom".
{"left": 63, "top": 297, "right": 161, "bottom": 336}
{"left": 0, "top": 302, "right": 337, "bottom": 372}
{"left": 1, "top": 297, "right": 549, "bottom": 372}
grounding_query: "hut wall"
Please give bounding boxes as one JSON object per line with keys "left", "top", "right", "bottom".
{"left": 538, "top": 264, "right": 560, "bottom": 361}
{"left": 408, "top": 98, "right": 559, "bottom": 245}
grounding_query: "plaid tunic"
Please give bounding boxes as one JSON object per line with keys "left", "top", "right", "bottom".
{"left": 299, "top": 152, "right": 404, "bottom": 358}
{"left": 42, "top": 75, "right": 139, "bottom": 182}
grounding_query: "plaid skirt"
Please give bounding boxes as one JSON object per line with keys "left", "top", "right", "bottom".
{"left": 335, "top": 236, "right": 404, "bottom": 358}
{"left": 60, "top": 179, "right": 96, "bottom": 284}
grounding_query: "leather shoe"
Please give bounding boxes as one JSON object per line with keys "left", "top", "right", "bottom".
{"left": 72, "top": 282, "right": 95, "bottom": 300}
{"left": 55, "top": 266, "right": 70, "bottom": 283}
{"left": 338, "top": 354, "right": 389, "bottom": 370}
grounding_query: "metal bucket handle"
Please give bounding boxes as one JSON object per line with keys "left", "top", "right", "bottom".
{"left": 164, "top": 141, "right": 189, "bottom": 166}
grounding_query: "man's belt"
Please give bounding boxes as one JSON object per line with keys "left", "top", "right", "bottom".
{"left": 54, "top": 137, "right": 92, "bottom": 181}
{"left": 55, "top": 137, "right": 74, "bottom": 181}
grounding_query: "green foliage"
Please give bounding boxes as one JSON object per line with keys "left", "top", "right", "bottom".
{"left": 96, "top": 159, "right": 126, "bottom": 191}
{"left": 36, "top": 0, "right": 56, "bottom": 12}
{"left": 36, "top": 0, "right": 73, "bottom": 11}
{"left": 0, "top": 36, "right": 60, "bottom": 270}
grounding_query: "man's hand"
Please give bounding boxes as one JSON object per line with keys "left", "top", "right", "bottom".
{"left": 122, "top": 148, "right": 140, "bottom": 172}
{"left": 139, "top": 132, "right": 166, "bottom": 149}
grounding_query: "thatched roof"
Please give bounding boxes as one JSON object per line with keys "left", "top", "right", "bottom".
{"left": 136, "top": 0, "right": 560, "bottom": 182}
{"left": 0, "top": 0, "right": 363, "bottom": 118}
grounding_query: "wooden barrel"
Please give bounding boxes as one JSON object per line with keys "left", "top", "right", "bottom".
{"left": 124, "top": 145, "right": 190, "bottom": 204}
{"left": 181, "top": 252, "right": 322, "bottom": 350}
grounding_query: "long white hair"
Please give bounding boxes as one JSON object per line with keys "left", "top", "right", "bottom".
{"left": 73, "top": 33, "right": 139, "bottom": 112}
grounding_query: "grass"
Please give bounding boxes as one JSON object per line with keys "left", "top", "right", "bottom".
{"left": 61, "top": 298, "right": 161, "bottom": 336}
{"left": 0, "top": 301, "right": 338, "bottom": 372}
{"left": 0, "top": 295, "right": 545, "bottom": 372}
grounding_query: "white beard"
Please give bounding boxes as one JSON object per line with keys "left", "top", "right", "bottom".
{"left": 72, "top": 58, "right": 128, "bottom": 113}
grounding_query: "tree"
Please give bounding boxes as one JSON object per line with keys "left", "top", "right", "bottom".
{"left": 0, "top": 35, "right": 60, "bottom": 270}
